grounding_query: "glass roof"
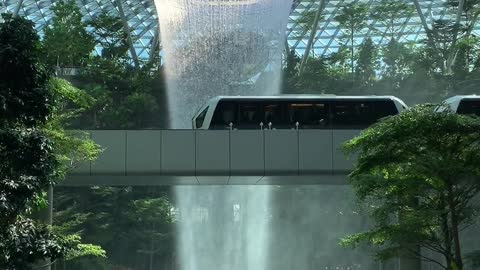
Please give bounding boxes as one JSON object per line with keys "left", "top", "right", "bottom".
{"left": 1, "top": 0, "right": 477, "bottom": 60}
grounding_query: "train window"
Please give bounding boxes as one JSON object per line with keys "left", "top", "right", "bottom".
{"left": 457, "top": 99, "right": 480, "bottom": 116}
{"left": 287, "top": 102, "right": 329, "bottom": 129}
{"left": 332, "top": 100, "right": 376, "bottom": 129}
{"left": 211, "top": 101, "right": 236, "bottom": 129}
{"left": 261, "top": 102, "right": 286, "bottom": 128}
{"left": 195, "top": 106, "right": 209, "bottom": 129}
{"left": 238, "top": 102, "right": 260, "bottom": 129}
{"left": 373, "top": 99, "right": 398, "bottom": 119}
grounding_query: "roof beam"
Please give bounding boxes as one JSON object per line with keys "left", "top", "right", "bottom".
{"left": 299, "top": 0, "right": 326, "bottom": 75}
{"left": 149, "top": 25, "right": 160, "bottom": 64}
{"left": 291, "top": 1, "right": 318, "bottom": 49}
{"left": 412, "top": 0, "right": 435, "bottom": 49}
{"left": 13, "top": 0, "right": 24, "bottom": 17}
{"left": 115, "top": 0, "right": 140, "bottom": 68}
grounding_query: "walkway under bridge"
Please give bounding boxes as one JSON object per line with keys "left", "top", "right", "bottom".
{"left": 63, "top": 129, "right": 361, "bottom": 186}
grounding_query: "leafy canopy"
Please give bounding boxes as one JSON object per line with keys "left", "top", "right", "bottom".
{"left": 0, "top": 13, "right": 103, "bottom": 269}
{"left": 342, "top": 104, "right": 480, "bottom": 270}
{"left": 43, "top": 0, "right": 95, "bottom": 67}
{"left": 0, "top": 13, "right": 52, "bottom": 126}
{"left": 0, "top": 14, "right": 68, "bottom": 269}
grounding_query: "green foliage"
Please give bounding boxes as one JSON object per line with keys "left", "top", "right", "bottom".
{"left": 295, "top": 57, "right": 333, "bottom": 93}
{"left": 43, "top": 0, "right": 95, "bottom": 67}
{"left": 381, "top": 39, "right": 416, "bottom": 89}
{"left": 64, "top": 237, "right": 107, "bottom": 260}
{"left": 45, "top": 78, "right": 102, "bottom": 178}
{"left": 334, "top": 3, "right": 369, "bottom": 35}
{"left": 1, "top": 14, "right": 104, "bottom": 269}
{"left": 89, "top": 12, "right": 129, "bottom": 59}
{"left": 342, "top": 105, "right": 480, "bottom": 270}
{"left": 0, "top": 13, "right": 53, "bottom": 127}
{"left": 54, "top": 187, "right": 175, "bottom": 269}
{"left": 335, "top": 3, "right": 369, "bottom": 77}
{"left": 355, "top": 38, "right": 378, "bottom": 87}
{"left": 0, "top": 14, "right": 71, "bottom": 269}
{"left": 77, "top": 61, "right": 163, "bottom": 128}
{"left": 370, "top": 0, "right": 415, "bottom": 41}
{"left": 282, "top": 49, "right": 300, "bottom": 92}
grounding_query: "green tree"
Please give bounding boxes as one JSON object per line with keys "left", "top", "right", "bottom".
{"left": 77, "top": 58, "right": 163, "bottom": 128}
{"left": 295, "top": 56, "right": 330, "bottom": 93}
{"left": 1, "top": 14, "right": 103, "bottom": 268}
{"left": 282, "top": 49, "right": 300, "bottom": 93}
{"left": 0, "top": 13, "right": 70, "bottom": 268}
{"left": 89, "top": 12, "right": 129, "bottom": 59}
{"left": 355, "top": 38, "right": 378, "bottom": 88}
{"left": 334, "top": 3, "right": 369, "bottom": 78}
{"left": 341, "top": 105, "right": 480, "bottom": 270}
{"left": 369, "top": 0, "right": 416, "bottom": 90}
{"left": 371, "top": 0, "right": 414, "bottom": 42}
{"left": 43, "top": 0, "right": 94, "bottom": 67}
{"left": 445, "top": 0, "right": 480, "bottom": 71}
{"left": 54, "top": 186, "right": 175, "bottom": 269}
{"left": 381, "top": 40, "right": 416, "bottom": 89}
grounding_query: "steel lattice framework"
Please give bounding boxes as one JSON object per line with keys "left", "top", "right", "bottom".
{"left": 0, "top": 0, "right": 477, "bottom": 60}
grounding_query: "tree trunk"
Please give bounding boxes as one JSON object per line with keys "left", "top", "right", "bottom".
{"left": 446, "top": 0, "right": 465, "bottom": 74}
{"left": 448, "top": 185, "right": 463, "bottom": 270}
{"left": 442, "top": 210, "right": 453, "bottom": 270}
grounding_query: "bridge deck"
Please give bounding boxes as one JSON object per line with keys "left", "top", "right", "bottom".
{"left": 63, "top": 129, "right": 360, "bottom": 186}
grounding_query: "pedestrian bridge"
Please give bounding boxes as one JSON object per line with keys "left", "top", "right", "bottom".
{"left": 63, "top": 129, "right": 360, "bottom": 186}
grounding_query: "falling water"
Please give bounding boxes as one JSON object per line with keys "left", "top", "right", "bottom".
{"left": 173, "top": 186, "right": 271, "bottom": 270}
{"left": 155, "top": 0, "right": 292, "bottom": 128}
{"left": 155, "top": 1, "right": 291, "bottom": 270}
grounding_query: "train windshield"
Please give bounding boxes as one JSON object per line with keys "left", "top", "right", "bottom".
{"left": 195, "top": 106, "right": 209, "bottom": 128}
{"left": 457, "top": 99, "right": 480, "bottom": 116}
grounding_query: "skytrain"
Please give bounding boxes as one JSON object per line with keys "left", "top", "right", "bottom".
{"left": 192, "top": 95, "right": 407, "bottom": 130}
{"left": 442, "top": 95, "right": 480, "bottom": 116}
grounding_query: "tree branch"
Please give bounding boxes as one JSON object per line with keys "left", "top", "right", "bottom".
{"left": 406, "top": 246, "right": 447, "bottom": 270}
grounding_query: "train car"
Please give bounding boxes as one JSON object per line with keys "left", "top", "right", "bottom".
{"left": 192, "top": 95, "right": 407, "bottom": 130}
{"left": 441, "top": 95, "right": 480, "bottom": 116}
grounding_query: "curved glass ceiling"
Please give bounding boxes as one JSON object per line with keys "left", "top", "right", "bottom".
{"left": 1, "top": 0, "right": 477, "bottom": 60}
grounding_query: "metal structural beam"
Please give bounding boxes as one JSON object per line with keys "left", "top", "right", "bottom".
{"left": 149, "top": 25, "right": 160, "bottom": 64}
{"left": 413, "top": 0, "right": 435, "bottom": 49}
{"left": 115, "top": 0, "right": 140, "bottom": 68}
{"left": 63, "top": 129, "right": 359, "bottom": 186}
{"left": 299, "top": 0, "right": 326, "bottom": 74}
{"left": 13, "top": 0, "right": 24, "bottom": 17}
{"left": 289, "top": 0, "right": 318, "bottom": 49}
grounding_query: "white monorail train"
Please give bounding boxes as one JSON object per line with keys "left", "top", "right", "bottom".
{"left": 192, "top": 95, "right": 407, "bottom": 130}
{"left": 441, "top": 95, "right": 480, "bottom": 116}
